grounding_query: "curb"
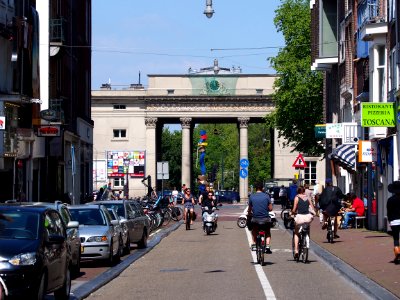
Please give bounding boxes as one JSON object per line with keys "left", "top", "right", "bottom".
{"left": 69, "top": 221, "right": 182, "bottom": 300}
{"left": 278, "top": 219, "right": 399, "bottom": 300}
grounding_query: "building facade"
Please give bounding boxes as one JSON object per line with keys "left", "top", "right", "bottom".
{"left": 0, "top": 0, "right": 92, "bottom": 203}
{"left": 311, "top": 0, "right": 399, "bottom": 231}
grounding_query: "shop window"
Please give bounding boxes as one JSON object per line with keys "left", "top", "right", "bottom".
{"left": 304, "top": 161, "right": 317, "bottom": 185}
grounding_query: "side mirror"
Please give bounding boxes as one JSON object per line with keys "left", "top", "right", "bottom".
{"left": 119, "top": 217, "right": 128, "bottom": 223}
{"left": 67, "top": 221, "right": 79, "bottom": 229}
{"left": 47, "top": 234, "right": 65, "bottom": 244}
{"left": 111, "top": 220, "right": 119, "bottom": 226}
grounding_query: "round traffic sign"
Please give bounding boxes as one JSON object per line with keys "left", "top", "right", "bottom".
{"left": 239, "top": 168, "right": 248, "bottom": 179}
{"left": 240, "top": 158, "right": 249, "bottom": 168}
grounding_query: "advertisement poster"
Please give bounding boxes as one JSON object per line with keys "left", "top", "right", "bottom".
{"left": 358, "top": 140, "right": 378, "bottom": 163}
{"left": 326, "top": 123, "right": 343, "bottom": 139}
{"left": 107, "top": 151, "right": 145, "bottom": 177}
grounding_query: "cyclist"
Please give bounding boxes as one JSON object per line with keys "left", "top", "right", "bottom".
{"left": 182, "top": 188, "right": 195, "bottom": 224}
{"left": 291, "top": 186, "right": 315, "bottom": 259}
{"left": 248, "top": 182, "right": 273, "bottom": 253}
{"left": 319, "top": 178, "right": 344, "bottom": 239}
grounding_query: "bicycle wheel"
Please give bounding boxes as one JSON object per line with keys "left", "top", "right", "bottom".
{"left": 171, "top": 207, "right": 183, "bottom": 221}
{"left": 185, "top": 211, "right": 190, "bottom": 230}
{"left": 256, "top": 236, "right": 262, "bottom": 264}
{"left": 162, "top": 210, "right": 172, "bottom": 227}
{"left": 291, "top": 233, "right": 296, "bottom": 259}
{"left": 301, "top": 234, "right": 308, "bottom": 263}
{"left": 280, "top": 208, "right": 290, "bottom": 219}
{"left": 260, "top": 235, "right": 266, "bottom": 265}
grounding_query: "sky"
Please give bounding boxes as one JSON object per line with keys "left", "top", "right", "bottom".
{"left": 91, "top": 0, "right": 285, "bottom": 90}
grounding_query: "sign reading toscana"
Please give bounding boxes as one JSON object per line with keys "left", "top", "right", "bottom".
{"left": 361, "top": 103, "right": 395, "bottom": 127}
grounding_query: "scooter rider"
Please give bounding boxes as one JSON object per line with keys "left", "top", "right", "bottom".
{"left": 248, "top": 182, "right": 273, "bottom": 253}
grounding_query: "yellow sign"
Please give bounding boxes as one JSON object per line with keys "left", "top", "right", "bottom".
{"left": 361, "top": 103, "right": 395, "bottom": 127}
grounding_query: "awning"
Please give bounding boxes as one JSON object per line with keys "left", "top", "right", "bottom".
{"left": 329, "top": 144, "right": 356, "bottom": 171}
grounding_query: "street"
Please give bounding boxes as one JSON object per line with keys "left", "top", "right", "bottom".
{"left": 78, "top": 204, "right": 371, "bottom": 300}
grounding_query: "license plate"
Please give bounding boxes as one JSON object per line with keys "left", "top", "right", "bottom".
{"left": 81, "top": 246, "right": 84, "bottom": 253}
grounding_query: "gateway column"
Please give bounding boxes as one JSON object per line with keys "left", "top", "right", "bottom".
{"left": 145, "top": 117, "right": 157, "bottom": 187}
{"left": 238, "top": 117, "right": 250, "bottom": 202}
{"left": 180, "top": 117, "right": 192, "bottom": 189}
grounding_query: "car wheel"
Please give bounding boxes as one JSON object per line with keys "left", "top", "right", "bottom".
{"left": 124, "top": 235, "right": 131, "bottom": 255}
{"left": 72, "top": 249, "right": 81, "bottom": 277}
{"left": 35, "top": 272, "right": 46, "bottom": 300}
{"left": 54, "top": 267, "right": 71, "bottom": 300}
{"left": 137, "top": 229, "right": 148, "bottom": 249}
{"left": 233, "top": 200, "right": 238, "bottom": 204}
{"left": 108, "top": 241, "right": 114, "bottom": 266}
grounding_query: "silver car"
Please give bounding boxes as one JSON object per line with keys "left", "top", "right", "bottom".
{"left": 107, "top": 208, "right": 129, "bottom": 255}
{"left": 69, "top": 204, "right": 122, "bottom": 265}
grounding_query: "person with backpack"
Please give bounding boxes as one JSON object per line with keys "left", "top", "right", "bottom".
{"left": 319, "top": 178, "right": 345, "bottom": 239}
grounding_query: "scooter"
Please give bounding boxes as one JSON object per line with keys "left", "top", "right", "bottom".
{"left": 237, "top": 206, "right": 277, "bottom": 228}
{"left": 202, "top": 206, "right": 218, "bottom": 235}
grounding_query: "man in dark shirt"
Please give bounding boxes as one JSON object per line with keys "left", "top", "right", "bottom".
{"left": 248, "top": 182, "right": 273, "bottom": 253}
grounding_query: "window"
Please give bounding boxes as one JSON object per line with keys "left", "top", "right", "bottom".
{"left": 304, "top": 161, "right": 317, "bottom": 185}
{"left": 113, "top": 104, "right": 126, "bottom": 110}
{"left": 256, "top": 89, "right": 263, "bottom": 95}
{"left": 167, "top": 89, "right": 174, "bottom": 95}
{"left": 389, "top": 49, "right": 398, "bottom": 93}
{"left": 113, "top": 177, "right": 124, "bottom": 188}
{"left": 113, "top": 129, "right": 126, "bottom": 138}
{"left": 376, "top": 45, "right": 386, "bottom": 102}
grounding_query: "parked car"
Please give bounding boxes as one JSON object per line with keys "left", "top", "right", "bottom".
{"left": 94, "top": 200, "right": 150, "bottom": 249}
{"left": 106, "top": 207, "right": 129, "bottom": 255}
{"left": 14, "top": 201, "right": 82, "bottom": 276}
{"left": 215, "top": 190, "right": 240, "bottom": 204}
{"left": 68, "top": 204, "right": 122, "bottom": 265}
{"left": 0, "top": 204, "right": 73, "bottom": 299}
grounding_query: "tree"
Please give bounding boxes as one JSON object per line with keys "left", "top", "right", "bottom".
{"left": 268, "top": 0, "right": 324, "bottom": 155}
{"left": 160, "top": 128, "right": 182, "bottom": 189}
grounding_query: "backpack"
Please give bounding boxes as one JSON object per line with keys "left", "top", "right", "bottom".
{"left": 318, "top": 186, "right": 342, "bottom": 210}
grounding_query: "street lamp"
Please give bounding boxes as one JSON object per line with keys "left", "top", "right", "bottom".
{"left": 124, "top": 159, "right": 130, "bottom": 199}
{"left": 204, "top": 0, "right": 214, "bottom": 18}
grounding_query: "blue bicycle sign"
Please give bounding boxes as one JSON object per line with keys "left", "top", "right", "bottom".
{"left": 240, "top": 158, "right": 249, "bottom": 168}
{"left": 239, "top": 168, "right": 248, "bottom": 179}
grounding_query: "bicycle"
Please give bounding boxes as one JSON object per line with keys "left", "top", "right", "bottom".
{"left": 325, "top": 215, "right": 335, "bottom": 243}
{"left": 255, "top": 229, "right": 267, "bottom": 265}
{"left": 292, "top": 223, "right": 310, "bottom": 263}
{"left": 169, "top": 206, "right": 183, "bottom": 221}
{"left": 185, "top": 209, "right": 191, "bottom": 230}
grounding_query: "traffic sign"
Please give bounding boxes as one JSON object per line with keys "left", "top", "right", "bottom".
{"left": 239, "top": 168, "right": 248, "bottom": 179}
{"left": 240, "top": 158, "right": 249, "bottom": 168}
{"left": 292, "top": 154, "right": 307, "bottom": 168}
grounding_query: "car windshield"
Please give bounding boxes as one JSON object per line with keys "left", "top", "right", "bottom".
{"left": 102, "top": 204, "right": 124, "bottom": 218}
{"left": 70, "top": 209, "right": 106, "bottom": 226}
{"left": 0, "top": 209, "right": 39, "bottom": 240}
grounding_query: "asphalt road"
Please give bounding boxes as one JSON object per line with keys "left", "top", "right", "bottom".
{"left": 80, "top": 204, "right": 370, "bottom": 300}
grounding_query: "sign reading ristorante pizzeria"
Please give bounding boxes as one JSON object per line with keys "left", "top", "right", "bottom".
{"left": 37, "top": 126, "right": 60, "bottom": 137}
{"left": 361, "top": 103, "right": 395, "bottom": 127}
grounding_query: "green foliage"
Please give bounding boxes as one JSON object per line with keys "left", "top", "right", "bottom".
{"left": 160, "top": 128, "right": 182, "bottom": 189}
{"left": 268, "top": 0, "right": 324, "bottom": 155}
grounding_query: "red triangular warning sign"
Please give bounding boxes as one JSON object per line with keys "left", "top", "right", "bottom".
{"left": 292, "top": 154, "right": 307, "bottom": 168}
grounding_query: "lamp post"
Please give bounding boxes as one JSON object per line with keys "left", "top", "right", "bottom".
{"left": 204, "top": 0, "right": 214, "bottom": 18}
{"left": 124, "top": 159, "right": 129, "bottom": 199}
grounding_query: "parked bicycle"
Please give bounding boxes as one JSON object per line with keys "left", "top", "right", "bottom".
{"left": 292, "top": 223, "right": 310, "bottom": 263}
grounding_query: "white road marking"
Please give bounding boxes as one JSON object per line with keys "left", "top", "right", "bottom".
{"left": 245, "top": 229, "right": 277, "bottom": 300}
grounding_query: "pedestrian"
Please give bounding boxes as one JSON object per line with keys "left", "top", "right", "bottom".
{"left": 172, "top": 187, "right": 179, "bottom": 205}
{"left": 341, "top": 193, "right": 365, "bottom": 229}
{"left": 95, "top": 188, "right": 104, "bottom": 201}
{"left": 279, "top": 185, "right": 288, "bottom": 209}
{"left": 288, "top": 180, "right": 298, "bottom": 207}
{"left": 387, "top": 181, "right": 400, "bottom": 263}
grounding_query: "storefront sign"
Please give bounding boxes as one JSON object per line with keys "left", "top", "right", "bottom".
{"left": 358, "top": 140, "right": 377, "bottom": 162}
{"left": 314, "top": 124, "right": 326, "bottom": 138}
{"left": 326, "top": 123, "right": 343, "bottom": 138}
{"left": 37, "top": 126, "right": 60, "bottom": 137}
{"left": 342, "top": 122, "right": 360, "bottom": 144}
{"left": 361, "top": 103, "right": 395, "bottom": 127}
{"left": 40, "top": 109, "right": 58, "bottom": 121}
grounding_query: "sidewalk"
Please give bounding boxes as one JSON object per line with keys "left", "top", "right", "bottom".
{"left": 308, "top": 217, "right": 400, "bottom": 298}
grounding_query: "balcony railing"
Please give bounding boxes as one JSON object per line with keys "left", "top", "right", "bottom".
{"left": 49, "top": 18, "right": 66, "bottom": 43}
{"left": 357, "top": 0, "right": 385, "bottom": 28}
